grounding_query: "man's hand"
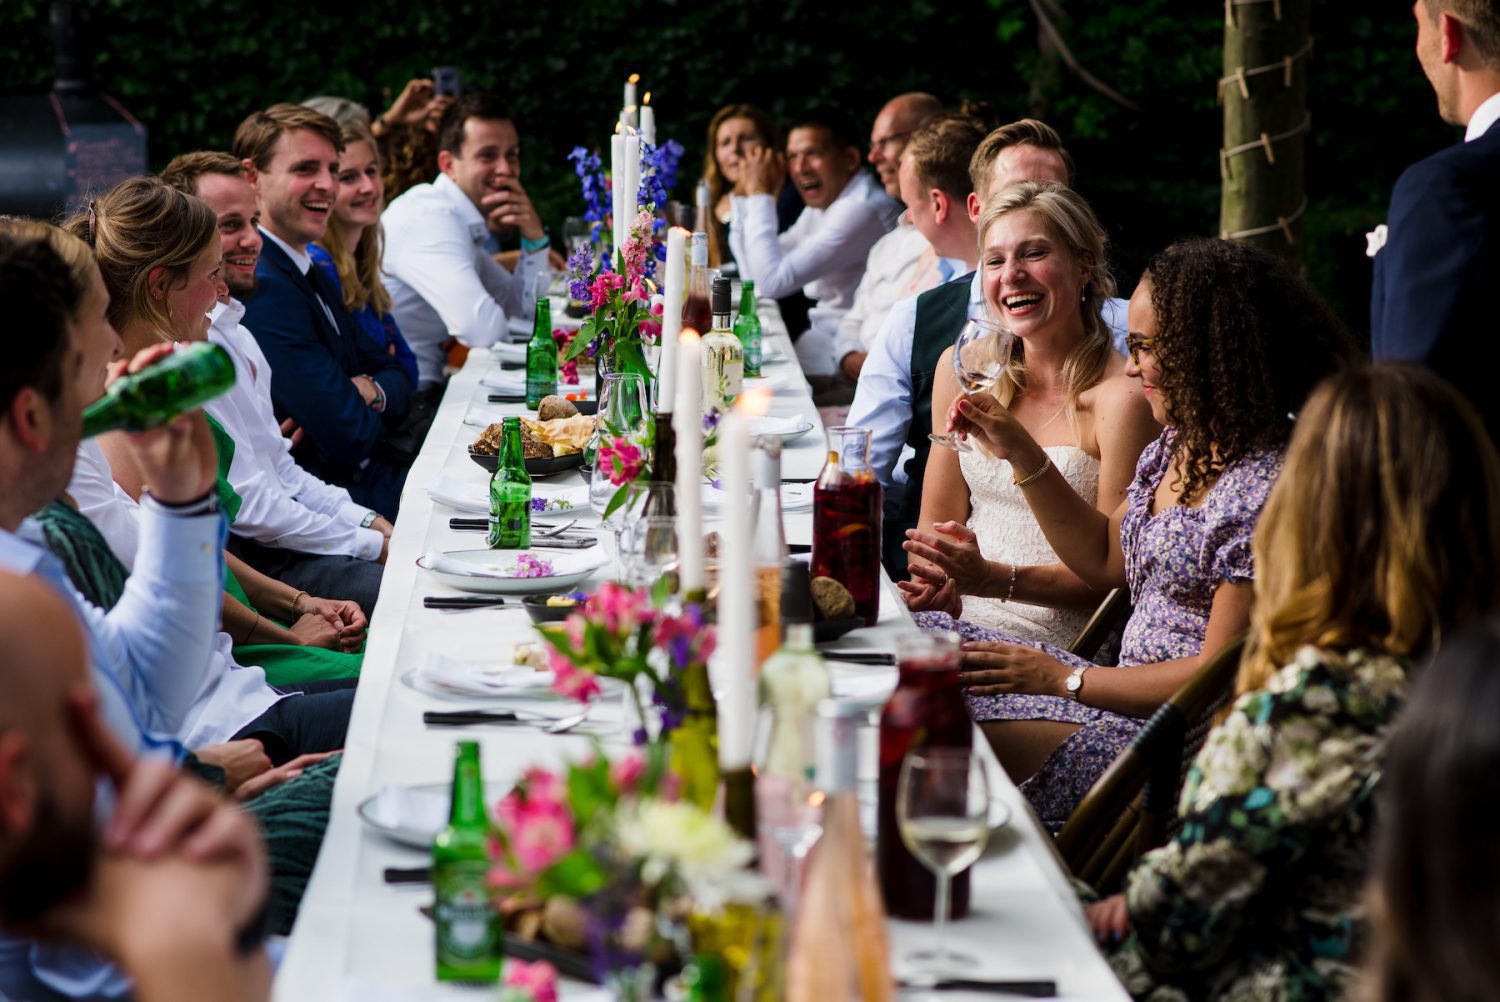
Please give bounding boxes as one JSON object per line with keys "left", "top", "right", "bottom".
{"left": 278, "top": 416, "right": 304, "bottom": 449}
{"left": 840, "top": 351, "right": 867, "bottom": 381}
{"left": 233, "top": 751, "right": 338, "bottom": 802}
{"left": 370, "top": 515, "right": 395, "bottom": 540}
{"left": 957, "top": 643, "right": 1070, "bottom": 698}
{"left": 193, "top": 740, "right": 272, "bottom": 797}
{"left": 350, "top": 375, "right": 379, "bottom": 407}
{"left": 481, "top": 178, "right": 544, "bottom": 242}
{"left": 117, "top": 345, "right": 218, "bottom": 504}
{"left": 742, "top": 146, "right": 786, "bottom": 197}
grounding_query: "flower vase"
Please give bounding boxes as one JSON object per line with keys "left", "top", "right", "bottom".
{"left": 668, "top": 661, "right": 720, "bottom": 812}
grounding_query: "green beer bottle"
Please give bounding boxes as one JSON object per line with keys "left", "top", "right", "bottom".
{"left": 488, "top": 416, "right": 533, "bottom": 549}
{"left": 81, "top": 342, "right": 236, "bottom": 438}
{"left": 734, "top": 281, "right": 763, "bottom": 379}
{"left": 524, "top": 297, "right": 557, "bottom": 409}
{"left": 433, "top": 740, "right": 502, "bottom": 982}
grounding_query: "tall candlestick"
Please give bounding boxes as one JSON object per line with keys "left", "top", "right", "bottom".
{"left": 658, "top": 227, "right": 688, "bottom": 411}
{"left": 716, "top": 407, "right": 754, "bottom": 770}
{"left": 640, "top": 97, "right": 656, "bottom": 147}
{"left": 623, "top": 132, "right": 641, "bottom": 235}
{"left": 624, "top": 74, "right": 639, "bottom": 117}
{"left": 675, "top": 332, "right": 704, "bottom": 595}
{"left": 611, "top": 130, "right": 626, "bottom": 261}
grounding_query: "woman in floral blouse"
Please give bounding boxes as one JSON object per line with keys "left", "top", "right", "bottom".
{"left": 1085, "top": 364, "right": 1500, "bottom": 1001}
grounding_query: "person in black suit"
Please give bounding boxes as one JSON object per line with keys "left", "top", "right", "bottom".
{"left": 233, "top": 105, "right": 413, "bottom": 519}
{"left": 1372, "top": 0, "right": 1500, "bottom": 437}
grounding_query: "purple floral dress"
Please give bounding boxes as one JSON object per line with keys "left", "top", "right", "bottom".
{"left": 916, "top": 430, "right": 1283, "bottom": 831}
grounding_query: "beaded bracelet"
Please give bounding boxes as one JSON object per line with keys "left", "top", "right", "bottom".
{"left": 1013, "top": 455, "right": 1053, "bottom": 488}
{"left": 1002, "top": 563, "right": 1018, "bottom": 602}
{"left": 291, "top": 590, "right": 310, "bottom": 616}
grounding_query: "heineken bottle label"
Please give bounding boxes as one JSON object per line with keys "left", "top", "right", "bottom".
{"left": 435, "top": 867, "right": 498, "bottom": 963}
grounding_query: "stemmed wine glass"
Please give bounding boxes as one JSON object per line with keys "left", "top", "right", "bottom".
{"left": 928, "top": 317, "right": 1015, "bottom": 453}
{"left": 618, "top": 482, "right": 676, "bottom": 586}
{"left": 589, "top": 373, "right": 648, "bottom": 577}
{"left": 897, "top": 747, "right": 992, "bottom": 973}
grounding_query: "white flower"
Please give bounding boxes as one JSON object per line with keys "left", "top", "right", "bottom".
{"left": 1365, "top": 224, "right": 1388, "bottom": 258}
{"left": 614, "top": 800, "right": 762, "bottom": 906}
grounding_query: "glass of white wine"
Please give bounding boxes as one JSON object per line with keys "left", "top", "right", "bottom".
{"left": 897, "top": 747, "right": 992, "bottom": 972}
{"left": 928, "top": 316, "right": 1014, "bottom": 453}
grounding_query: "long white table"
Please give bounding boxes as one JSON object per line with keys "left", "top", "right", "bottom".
{"left": 273, "top": 304, "right": 1128, "bottom": 1002}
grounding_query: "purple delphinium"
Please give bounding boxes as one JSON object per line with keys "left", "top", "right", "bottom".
{"left": 701, "top": 407, "right": 721, "bottom": 434}
{"left": 566, "top": 243, "right": 593, "bottom": 304}
{"left": 569, "top": 146, "right": 610, "bottom": 245}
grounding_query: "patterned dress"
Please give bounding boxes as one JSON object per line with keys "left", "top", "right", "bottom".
{"left": 1102, "top": 646, "right": 1410, "bottom": 1001}
{"left": 917, "top": 430, "right": 1283, "bottom": 829}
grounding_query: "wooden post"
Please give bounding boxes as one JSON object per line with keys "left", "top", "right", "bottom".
{"left": 1219, "top": 0, "right": 1310, "bottom": 263}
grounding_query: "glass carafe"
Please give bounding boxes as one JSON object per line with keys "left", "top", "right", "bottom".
{"left": 811, "top": 426, "right": 883, "bottom": 627}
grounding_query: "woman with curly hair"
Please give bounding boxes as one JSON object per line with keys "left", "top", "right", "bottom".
{"left": 1085, "top": 364, "right": 1500, "bottom": 1001}
{"left": 915, "top": 236, "right": 1354, "bottom": 828}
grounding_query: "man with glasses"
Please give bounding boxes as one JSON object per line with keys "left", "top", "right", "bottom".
{"left": 834, "top": 93, "right": 951, "bottom": 386}
{"left": 732, "top": 108, "right": 902, "bottom": 389}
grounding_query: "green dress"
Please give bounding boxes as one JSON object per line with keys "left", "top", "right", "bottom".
{"left": 1100, "top": 646, "right": 1409, "bottom": 1001}
{"left": 208, "top": 416, "right": 362, "bottom": 685}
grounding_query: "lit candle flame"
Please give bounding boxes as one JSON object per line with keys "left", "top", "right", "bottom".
{"left": 680, "top": 328, "right": 701, "bottom": 345}
{"left": 735, "top": 388, "right": 772, "bottom": 418}
{"left": 628, "top": 73, "right": 640, "bottom": 84}
{"left": 614, "top": 120, "right": 622, "bottom": 134}
{"left": 643, "top": 91, "right": 652, "bottom": 106}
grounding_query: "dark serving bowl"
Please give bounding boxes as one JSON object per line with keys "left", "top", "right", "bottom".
{"left": 522, "top": 593, "right": 586, "bottom": 624}
{"left": 469, "top": 450, "right": 586, "bottom": 478}
{"left": 814, "top": 617, "right": 864, "bottom": 643}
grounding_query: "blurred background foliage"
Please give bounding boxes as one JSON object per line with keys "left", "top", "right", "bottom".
{"left": 0, "top": 0, "right": 1458, "bottom": 340}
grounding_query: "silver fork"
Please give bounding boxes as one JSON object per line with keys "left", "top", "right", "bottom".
{"left": 544, "top": 708, "right": 590, "bottom": 734}
{"left": 532, "top": 518, "right": 580, "bottom": 537}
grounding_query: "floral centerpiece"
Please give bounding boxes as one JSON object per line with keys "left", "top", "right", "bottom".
{"left": 487, "top": 744, "right": 765, "bottom": 991}
{"left": 537, "top": 582, "right": 721, "bottom": 808}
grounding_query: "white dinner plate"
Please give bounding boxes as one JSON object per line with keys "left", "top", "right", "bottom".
{"left": 747, "top": 414, "right": 815, "bottom": 443}
{"left": 490, "top": 342, "right": 527, "bottom": 364}
{"left": 506, "top": 312, "right": 582, "bottom": 338}
{"left": 480, "top": 369, "right": 584, "bottom": 396}
{"left": 426, "top": 480, "right": 593, "bottom": 520}
{"left": 358, "top": 781, "right": 512, "bottom": 850}
{"left": 400, "top": 659, "right": 625, "bottom": 703}
{"left": 700, "top": 482, "right": 814, "bottom": 514}
{"left": 417, "top": 548, "right": 607, "bottom": 594}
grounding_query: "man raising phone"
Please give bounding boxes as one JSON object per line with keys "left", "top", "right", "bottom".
{"left": 381, "top": 93, "right": 550, "bottom": 396}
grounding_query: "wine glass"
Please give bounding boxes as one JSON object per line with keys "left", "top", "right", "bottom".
{"left": 897, "top": 747, "right": 992, "bottom": 973}
{"left": 928, "top": 317, "right": 1014, "bottom": 454}
{"left": 618, "top": 482, "right": 675, "bottom": 586}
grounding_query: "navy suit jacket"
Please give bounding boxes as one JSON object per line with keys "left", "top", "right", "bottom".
{"left": 241, "top": 234, "right": 413, "bottom": 485}
{"left": 1372, "top": 118, "right": 1500, "bottom": 433}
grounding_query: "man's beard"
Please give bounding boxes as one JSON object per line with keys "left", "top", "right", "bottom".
{"left": 0, "top": 792, "right": 96, "bottom": 924}
{"left": 225, "top": 272, "right": 258, "bottom": 300}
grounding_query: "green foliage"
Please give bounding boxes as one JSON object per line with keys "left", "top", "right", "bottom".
{"left": 0, "top": 2, "right": 1450, "bottom": 337}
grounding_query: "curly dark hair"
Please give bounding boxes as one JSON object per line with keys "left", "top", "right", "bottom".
{"left": 1143, "top": 239, "right": 1357, "bottom": 502}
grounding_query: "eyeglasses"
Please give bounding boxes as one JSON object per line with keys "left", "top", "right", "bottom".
{"left": 869, "top": 131, "right": 911, "bottom": 157}
{"left": 1125, "top": 334, "right": 1155, "bottom": 365}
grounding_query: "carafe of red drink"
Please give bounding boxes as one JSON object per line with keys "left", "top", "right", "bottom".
{"left": 682, "top": 231, "right": 713, "bottom": 335}
{"left": 812, "top": 426, "right": 883, "bottom": 627}
{"left": 877, "top": 631, "right": 972, "bottom": 920}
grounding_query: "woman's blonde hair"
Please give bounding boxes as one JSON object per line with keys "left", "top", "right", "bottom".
{"left": 1237, "top": 364, "right": 1500, "bottom": 702}
{"left": 61, "top": 176, "right": 217, "bottom": 342}
{"left": 977, "top": 180, "right": 1115, "bottom": 429}
{"left": 318, "top": 124, "right": 392, "bottom": 317}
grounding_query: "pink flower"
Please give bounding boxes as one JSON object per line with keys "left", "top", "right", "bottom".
{"left": 504, "top": 960, "right": 559, "bottom": 1002}
{"left": 550, "top": 651, "right": 602, "bottom": 703}
{"left": 509, "top": 798, "right": 574, "bottom": 873}
{"left": 588, "top": 581, "right": 650, "bottom": 635}
{"left": 599, "top": 436, "right": 644, "bottom": 487}
{"left": 610, "top": 750, "right": 646, "bottom": 794}
{"left": 588, "top": 270, "right": 625, "bottom": 312}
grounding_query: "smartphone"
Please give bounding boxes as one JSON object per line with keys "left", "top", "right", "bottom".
{"left": 433, "top": 66, "right": 461, "bottom": 99}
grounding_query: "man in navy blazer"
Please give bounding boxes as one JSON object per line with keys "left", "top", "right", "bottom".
{"left": 1372, "top": 0, "right": 1500, "bottom": 436}
{"left": 233, "top": 104, "right": 413, "bottom": 519}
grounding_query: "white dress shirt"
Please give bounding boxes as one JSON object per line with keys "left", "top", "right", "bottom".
{"left": 64, "top": 444, "right": 284, "bottom": 749}
{"left": 382, "top": 172, "right": 548, "bottom": 389}
{"left": 730, "top": 170, "right": 902, "bottom": 376}
{"left": 833, "top": 216, "right": 961, "bottom": 364}
{"left": 205, "top": 300, "right": 383, "bottom": 560}
{"left": 849, "top": 271, "right": 1130, "bottom": 488}
{"left": 1467, "top": 90, "right": 1500, "bottom": 142}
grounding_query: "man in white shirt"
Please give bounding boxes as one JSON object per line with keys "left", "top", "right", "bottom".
{"left": 834, "top": 92, "right": 950, "bottom": 383}
{"left": 161, "top": 152, "right": 390, "bottom": 616}
{"left": 731, "top": 109, "right": 902, "bottom": 383}
{"left": 382, "top": 93, "right": 550, "bottom": 394}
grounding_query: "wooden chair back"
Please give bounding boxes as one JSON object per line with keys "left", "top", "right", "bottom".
{"left": 1066, "top": 587, "right": 1132, "bottom": 664}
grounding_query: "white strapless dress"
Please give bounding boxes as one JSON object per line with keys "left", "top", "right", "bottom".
{"left": 956, "top": 444, "right": 1101, "bottom": 648}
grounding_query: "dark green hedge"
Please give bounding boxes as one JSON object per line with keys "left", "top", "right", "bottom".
{"left": 0, "top": 1, "right": 1455, "bottom": 336}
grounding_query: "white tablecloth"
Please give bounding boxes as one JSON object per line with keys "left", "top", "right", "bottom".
{"left": 272, "top": 300, "right": 1128, "bottom": 1002}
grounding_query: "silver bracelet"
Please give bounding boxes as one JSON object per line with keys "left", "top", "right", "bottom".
{"left": 1002, "top": 563, "right": 1018, "bottom": 602}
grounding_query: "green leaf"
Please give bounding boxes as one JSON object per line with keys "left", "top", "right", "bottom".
{"left": 602, "top": 481, "right": 634, "bottom": 520}
{"left": 566, "top": 753, "right": 614, "bottom": 827}
{"left": 537, "top": 847, "right": 609, "bottom": 899}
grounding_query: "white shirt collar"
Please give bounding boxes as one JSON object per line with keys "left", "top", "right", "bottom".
{"left": 968, "top": 268, "right": 985, "bottom": 307}
{"left": 1467, "top": 90, "right": 1500, "bottom": 142}
{"left": 433, "top": 173, "right": 488, "bottom": 239}
{"left": 0, "top": 524, "right": 45, "bottom": 576}
{"left": 259, "top": 227, "right": 312, "bottom": 275}
{"left": 208, "top": 297, "right": 246, "bottom": 335}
